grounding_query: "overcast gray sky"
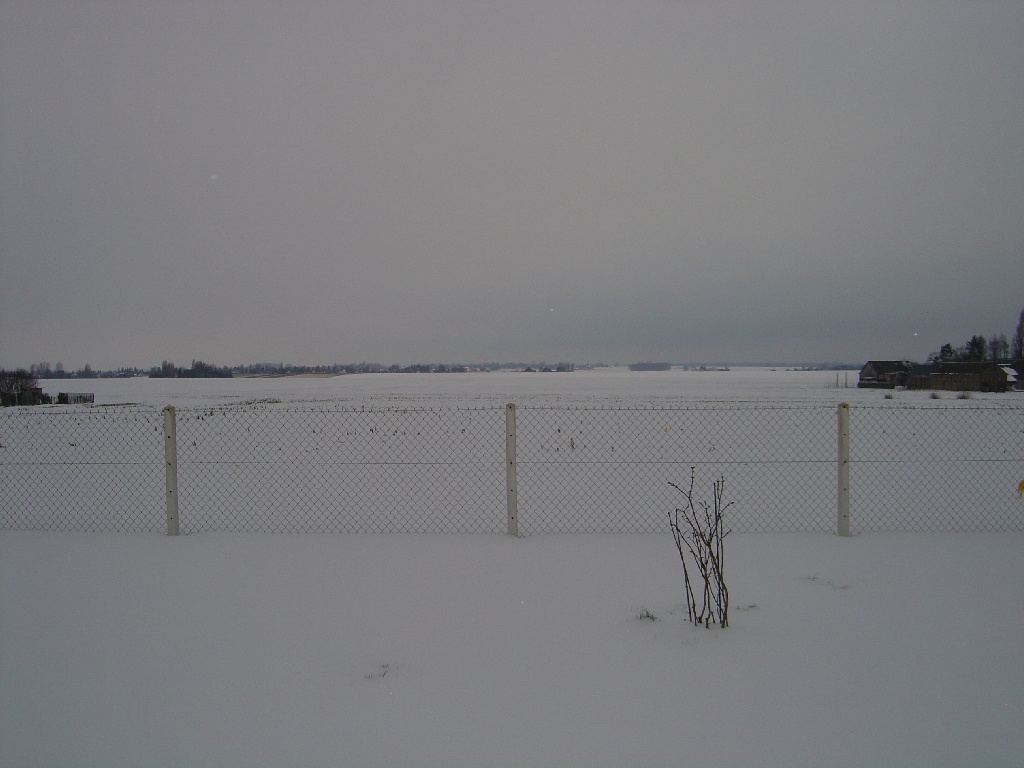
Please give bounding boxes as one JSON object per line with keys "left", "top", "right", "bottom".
{"left": 2, "top": 1, "right": 1022, "bottom": 369}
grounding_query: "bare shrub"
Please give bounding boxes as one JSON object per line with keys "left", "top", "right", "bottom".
{"left": 667, "top": 468, "right": 732, "bottom": 628}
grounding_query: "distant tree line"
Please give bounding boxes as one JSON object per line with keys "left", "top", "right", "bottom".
{"left": 149, "top": 360, "right": 233, "bottom": 378}
{"left": 235, "top": 362, "right": 355, "bottom": 376}
{"left": 5, "top": 360, "right": 588, "bottom": 381}
{"left": 629, "top": 362, "right": 672, "bottom": 371}
{"left": 928, "top": 307, "right": 1024, "bottom": 365}
{"left": 22, "top": 362, "right": 142, "bottom": 379}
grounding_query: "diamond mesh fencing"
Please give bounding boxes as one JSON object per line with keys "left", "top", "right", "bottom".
{"left": 173, "top": 405, "right": 506, "bottom": 533}
{"left": 0, "top": 407, "right": 165, "bottom": 532}
{"left": 2, "top": 401, "right": 1022, "bottom": 534}
{"left": 515, "top": 405, "right": 838, "bottom": 534}
{"left": 848, "top": 404, "right": 1023, "bottom": 532}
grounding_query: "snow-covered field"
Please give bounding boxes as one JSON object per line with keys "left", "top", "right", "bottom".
{"left": 3, "top": 368, "right": 1022, "bottom": 766}
{"left": 39, "top": 364, "right": 1019, "bottom": 409}
{"left": 2, "top": 531, "right": 1021, "bottom": 767}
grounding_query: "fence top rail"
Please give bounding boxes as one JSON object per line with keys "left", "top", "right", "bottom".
{"left": 0, "top": 404, "right": 161, "bottom": 416}
{"left": 515, "top": 403, "right": 839, "bottom": 412}
{"left": 849, "top": 402, "right": 1024, "bottom": 412}
{"left": 174, "top": 403, "right": 507, "bottom": 415}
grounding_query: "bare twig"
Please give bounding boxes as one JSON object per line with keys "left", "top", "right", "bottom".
{"left": 668, "top": 468, "right": 732, "bottom": 628}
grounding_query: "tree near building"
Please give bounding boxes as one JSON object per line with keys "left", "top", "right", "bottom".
{"left": 1013, "top": 307, "right": 1024, "bottom": 363}
{"left": 963, "top": 335, "right": 987, "bottom": 361}
{"left": 988, "top": 333, "right": 1010, "bottom": 363}
{"left": 0, "top": 369, "right": 40, "bottom": 406}
{"left": 928, "top": 343, "right": 956, "bottom": 364}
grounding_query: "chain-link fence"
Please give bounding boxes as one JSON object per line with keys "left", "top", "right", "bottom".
{"left": 515, "top": 405, "right": 839, "bottom": 533}
{"left": 1, "top": 402, "right": 1021, "bottom": 534}
{"left": 848, "top": 404, "right": 1023, "bottom": 532}
{"left": 0, "top": 407, "right": 165, "bottom": 532}
{"left": 174, "top": 405, "right": 505, "bottom": 533}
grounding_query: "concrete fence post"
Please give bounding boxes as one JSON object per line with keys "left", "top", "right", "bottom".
{"left": 837, "top": 402, "right": 850, "bottom": 536}
{"left": 163, "top": 405, "right": 179, "bottom": 535}
{"left": 505, "top": 403, "right": 518, "bottom": 536}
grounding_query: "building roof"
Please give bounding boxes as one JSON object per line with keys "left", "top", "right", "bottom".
{"left": 934, "top": 361, "right": 1007, "bottom": 373}
{"left": 861, "top": 360, "right": 912, "bottom": 374}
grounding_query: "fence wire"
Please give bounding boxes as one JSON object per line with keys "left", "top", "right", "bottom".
{"left": 848, "top": 404, "right": 1023, "bottom": 532}
{"left": 1, "top": 401, "right": 1021, "bottom": 534}
{"left": 0, "top": 407, "right": 165, "bottom": 532}
{"left": 515, "top": 405, "right": 837, "bottom": 533}
{"left": 174, "top": 405, "right": 506, "bottom": 533}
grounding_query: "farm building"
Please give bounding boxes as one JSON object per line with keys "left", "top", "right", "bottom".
{"left": 909, "top": 361, "right": 1019, "bottom": 393}
{"left": 904, "top": 363, "right": 938, "bottom": 390}
{"left": 0, "top": 387, "right": 50, "bottom": 407}
{"left": 857, "top": 360, "right": 913, "bottom": 388}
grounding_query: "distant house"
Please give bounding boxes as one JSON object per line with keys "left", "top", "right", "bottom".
{"left": 921, "top": 362, "right": 1018, "bottom": 393}
{"left": 857, "top": 361, "right": 913, "bottom": 388}
{"left": 0, "top": 387, "right": 50, "bottom": 406}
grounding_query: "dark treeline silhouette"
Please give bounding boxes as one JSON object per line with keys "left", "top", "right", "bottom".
{"left": 0, "top": 369, "right": 41, "bottom": 405}
{"left": 928, "top": 307, "right": 1024, "bottom": 364}
{"left": 149, "top": 360, "right": 233, "bottom": 378}
{"left": 24, "top": 362, "right": 134, "bottom": 379}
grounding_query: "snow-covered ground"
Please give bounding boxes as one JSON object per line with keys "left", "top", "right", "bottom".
{"left": 4, "top": 368, "right": 1022, "bottom": 766}
{"left": 2, "top": 531, "right": 1021, "bottom": 767}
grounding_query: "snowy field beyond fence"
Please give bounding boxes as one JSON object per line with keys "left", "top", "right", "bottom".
{"left": 2, "top": 367, "right": 1022, "bottom": 535}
